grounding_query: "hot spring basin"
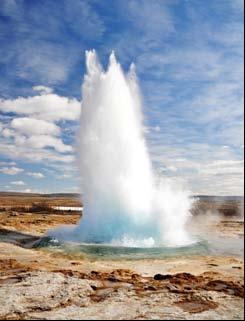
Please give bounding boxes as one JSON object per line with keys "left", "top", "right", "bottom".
{"left": 32, "top": 236, "right": 210, "bottom": 260}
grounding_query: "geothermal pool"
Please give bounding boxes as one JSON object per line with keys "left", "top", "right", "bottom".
{"left": 33, "top": 233, "right": 243, "bottom": 260}
{"left": 33, "top": 236, "right": 207, "bottom": 260}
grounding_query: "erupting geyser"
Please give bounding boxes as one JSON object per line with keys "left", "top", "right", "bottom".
{"left": 73, "top": 50, "right": 193, "bottom": 247}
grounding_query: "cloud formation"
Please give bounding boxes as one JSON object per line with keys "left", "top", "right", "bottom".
{"left": 11, "top": 180, "right": 25, "bottom": 186}
{"left": 0, "top": 91, "right": 81, "bottom": 121}
{"left": 0, "top": 87, "right": 79, "bottom": 170}
{"left": 27, "top": 172, "right": 44, "bottom": 179}
{"left": 10, "top": 118, "right": 60, "bottom": 136}
{"left": 0, "top": 166, "right": 23, "bottom": 175}
{"left": 0, "top": 0, "right": 243, "bottom": 195}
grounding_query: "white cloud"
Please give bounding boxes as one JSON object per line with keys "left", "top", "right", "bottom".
{"left": 148, "top": 141, "right": 244, "bottom": 196}
{"left": 63, "top": 0, "right": 105, "bottom": 39}
{"left": 11, "top": 180, "right": 25, "bottom": 186}
{"left": 127, "top": 0, "right": 175, "bottom": 36}
{"left": 201, "top": 160, "right": 244, "bottom": 176}
{"left": 0, "top": 141, "right": 75, "bottom": 164}
{"left": 23, "top": 188, "right": 32, "bottom": 193}
{"left": 138, "top": 1, "right": 244, "bottom": 197}
{"left": 11, "top": 117, "right": 60, "bottom": 136}
{"left": 0, "top": 1, "right": 243, "bottom": 196}
{"left": 137, "top": 0, "right": 244, "bottom": 156}
{"left": 58, "top": 173, "right": 73, "bottom": 179}
{"left": 15, "top": 40, "right": 78, "bottom": 85}
{"left": 1, "top": 128, "right": 15, "bottom": 138}
{"left": 15, "top": 135, "right": 73, "bottom": 153}
{"left": 0, "top": 89, "right": 77, "bottom": 168}
{"left": 27, "top": 172, "right": 44, "bottom": 179}
{"left": 0, "top": 161, "right": 16, "bottom": 166}
{"left": 0, "top": 91, "right": 81, "bottom": 121}
{"left": 167, "top": 165, "right": 178, "bottom": 173}
{"left": 32, "top": 85, "right": 53, "bottom": 95}
{"left": 0, "top": 166, "right": 23, "bottom": 175}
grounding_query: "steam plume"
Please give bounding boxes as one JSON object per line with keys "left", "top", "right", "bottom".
{"left": 74, "top": 50, "right": 193, "bottom": 247}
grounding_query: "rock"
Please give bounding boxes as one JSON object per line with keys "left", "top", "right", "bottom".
{"left": 204, "top": 280, "right": 244, "bottom": 298}
{"left": 153, "top": 274, "right": 172, "bottom": 281}
{"left": 0, "top": 271, "right": 93, "bottom": 319}
{"left": 107, "top": 276, "right": 119, "bottom": 282}
{"left": 10, "top": 211, "right": 19, "bottom": 217}
{"left": 144, "top": 285, "right": 157, "bottom": 291}
{"left": 175, "top": 295, "right": 218, "bottom": 313}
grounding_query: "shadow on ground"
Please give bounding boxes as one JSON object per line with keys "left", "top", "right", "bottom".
{"left": 0, "top": 228, "right": 40, "bottom": 248}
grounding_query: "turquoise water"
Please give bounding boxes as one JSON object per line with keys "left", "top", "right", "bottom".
{"left": 32, "top": 236, "right": 211, "bottom": 260}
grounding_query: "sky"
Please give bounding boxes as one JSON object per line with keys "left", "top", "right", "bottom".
{"left": 0, "top": 0, "right": 244, "bottom": 196}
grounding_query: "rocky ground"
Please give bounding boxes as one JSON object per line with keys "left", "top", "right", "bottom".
{"left": 0, "top": 199, "right": 244, "bottom": 320}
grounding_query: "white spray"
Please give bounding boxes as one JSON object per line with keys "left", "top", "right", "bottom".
{"left": 75, "top": 50, "right": 192, "bottom": 247}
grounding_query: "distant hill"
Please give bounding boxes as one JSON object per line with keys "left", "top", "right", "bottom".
{"left": 0, "top": 191, "right": 81, "bottom": 199}
{"left": 43, "top": 193, "right": 81, "bottom": 198}
{"left": 0, "top": 191, "right": 41, "bottom": 197}
{"left": 0, "top": 191, "right": 82, "bottom": 207}
{"left": 193, "top": 195, "right": 244, "bottom": 202}
{"left": 0, "top": 191, "right": 243, "bottom": 216}
{"left": 0, "top": 191, "right": 243, "bottom": 201}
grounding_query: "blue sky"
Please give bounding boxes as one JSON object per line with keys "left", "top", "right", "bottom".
{"left": 0, "top": 0, "right": 244, "bottom": 195}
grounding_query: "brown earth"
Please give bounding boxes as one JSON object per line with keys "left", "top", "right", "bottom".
{"left": 0, "top": 211, "right": 80, "bottom": 235}
{"left": 0, "top": 194, "right": 244, "bottom": 320}
{"left": 0, "top": 191, "right": 82, "bottom": 208}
